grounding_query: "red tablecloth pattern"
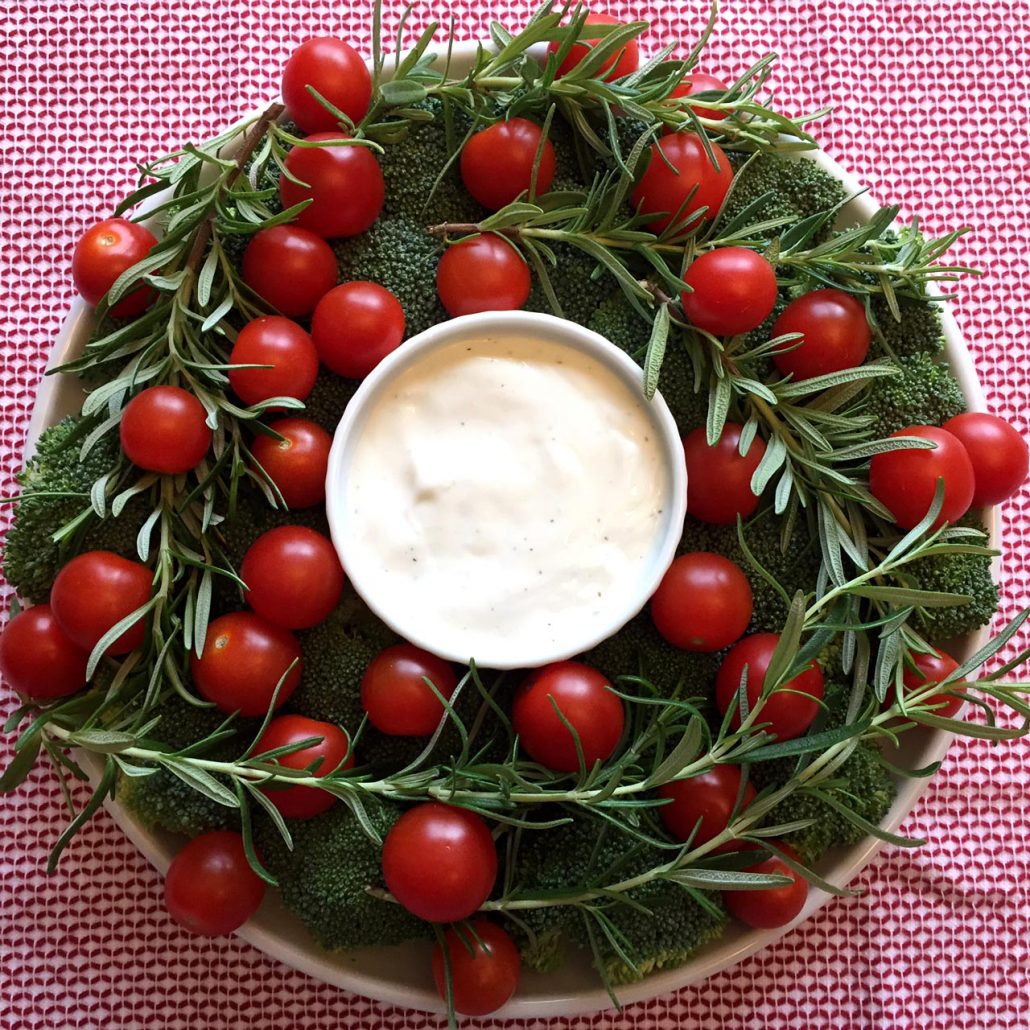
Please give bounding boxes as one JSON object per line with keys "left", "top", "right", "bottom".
{"left": 2, "top": 2, "right": 1028, "bottom": 1028}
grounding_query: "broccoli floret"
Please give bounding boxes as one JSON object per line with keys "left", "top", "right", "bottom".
{"left": 588, "top": 292, "right": 647, "bottom": 353}
{"left": 254, "top": 801, "right": 431, "bottom": 951}
{"left": 863, "top": 352, "right": 967, "bottom": 438}
{"left": 868, "top": 294, "right": 946, "bottom": 359}
{"left": 301, "top": 368, "right": 361, "bottom": 435}
{"left": 525, "top": 242, "right": 612, "bottom": 326}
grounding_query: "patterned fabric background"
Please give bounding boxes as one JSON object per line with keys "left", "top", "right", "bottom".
{"left": 1, "top": 2, "right": 1028, "bottom": 1028}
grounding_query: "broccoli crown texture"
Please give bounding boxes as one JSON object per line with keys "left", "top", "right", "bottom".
{"left": 863, "top": 352, "right": 967, "bottom": 438}
{"left": 868, "top": 294, "right": 946, "bottom": 360}
{"left": 301, "top": 368, "right": 362, "bottom": 435}
{"left": 525, "top": 241, "right": 613, "bottom": 326}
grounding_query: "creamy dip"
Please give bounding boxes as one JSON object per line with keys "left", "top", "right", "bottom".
{"left": 338, "top": 333, "right": 674, "bottom": 667}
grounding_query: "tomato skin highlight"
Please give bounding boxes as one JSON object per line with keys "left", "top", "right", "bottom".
{"left": 941, "top": 412, "right": 1029, "bottom": 507}
{"left": 382, "top": 803, "right": 498, "bottom": 923}
{"left": 241, "top": 526, "right": 344, "bottom": 630}
{"left": 164, "top": 831, "right": 266, "bottom": 936}
{"left": 242, "top": 226, "right": 339, "bottom": 317}
{"left": 250, "top": 418, "right": 332, "bottom": 509}
{"left": 668, "top": 72, "right": 730, "bottom": 123}
{"left": 72, "top": 217, "right": 158, "bottom": 317}
{"left": 460, "top": 118, "right": 557, "bottom": 211}
{"left": 869, "top": 425, "right": 975, "bottom": 530}
{"left": 228, "top": 315, "right": 320, "bottom": 408}
{"left": 51, "top": 551, "right": 152, "bottom": 655}
{"left": 512, "top": 661, "right": 624, "bottom": 772}
{"left": 682, "top": 423, "right": 767, "bottom": 525}
{"left": 280, "top": 132, "right": 385, "bottom": 238}
{"left": 715, "top": 633, "right": 825, "bottom": 741}
{"left": 631, "top": 133, "right": 733, "bottom": 233}
{"left": 681, "top": 247, "right": 778, "bottom": 337}
{"left": 771, "top": 288, "right": 871, "bottom": 381}
{"left": 120, "top": 385, "right": 212, "bottom": 474}
{"left": 658, "top": 764, "right": 756, "bottom": 847}
{"left": 311, "top": 281, "right": 406, "bottom": 378}
{"left": 431, "top": 920, "right": 521, "bottom": 1016}
{"left": 253, "top": 713, "right": 353, "bottom": 819}
{"left": 0, "top": 604, "right": 89, "bottom": 701}
{"left": 281, "top": 37, "right": 373, "bottom": 133}
{"left": 723, "top": 843, "right": 808, "bottom": 929}
{"left": 900, "top": 648, "right": 964, "bottom": 719}
{"left": 190, "top": 612, "right": 303, "bottom": 717}
{"left": 361, "top": 643, "right": 459, "bottom": 736}
{"left": 436, "top": 234, "right": 531, "bottom": 317}
{"left": 547, "top": 12, "right": 640, "bottom": 80}
{"left": 651, "top": 552, "right": 753, "bottom": 652}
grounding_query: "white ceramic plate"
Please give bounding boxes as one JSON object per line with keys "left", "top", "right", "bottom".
{"left": 22, "top": 41, "right": 998, "bottom": 1018}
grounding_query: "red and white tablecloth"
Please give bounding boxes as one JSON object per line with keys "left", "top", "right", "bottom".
{"left": 2, "top": 2, "right": 1028, "bottom": 1027}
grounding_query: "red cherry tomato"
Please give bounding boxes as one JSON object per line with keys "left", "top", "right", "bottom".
{"left": 723, "top": 843, "right": 808, "bottom": 929}
{"left": 253, "top": 713, "right": 353, "bottom": 819}
{"left": 241, "top": 526, "right": 344, "bottom": 630}
{"left": 242, "top": 226, "right": 339, "bottom": 317}
{"left": 900, "top": 648, "right": 964, "bottom": 719}
{"left": 668, "top": 71, "right": 730, "bottom": 122}
{"left": 71, "top": 217, "right": 158, "bottom": 318}
{"left": 250, "top": 418, "right": 332, "bottom": 509}
{"left": 547, "top": 12, "right": 640, "bottom": 80}
{"left": 281, "top": 37, "right": 372, "bottom": 133}
{"left": 630, "top": 133, "right": 733, "bottom": 233}
{"left": 460, "top": 118, "right": 557, "bottom": 211}
{"left": 190, "top": 612, "right": 302, "bottom": 716}
{"left": 310, "top": 281, "right": 406, "bottom": 378}
{"left": 869, "top": 425, "right": 975, "bottom": 530}
{"left": 382, "top": 803, "right": 498, "bottom": 923}
{"left": 51, "top": 551, "right": 152, "bottom": 655}
{"left": 771, "top": 288, "right": 871, "bottom": 381}
{"left": 436, "top": 234, "right": 531, "bottom": 317}
{"left": 715, "top": 633, "right": 825, "bottom": 741}
{"left": 279, "top": 132, "right": 384, "bottom": 239}
{"left": 432, "top": 920, "right": 521, "bottom": 1016}
{"left": 512, "top": 661, "right": 624, "bottom": 772}
{"left": 658, "top": 764, "right": 756, "bottom": 847}
{"left": 228, "top": 316, "right": 319, "bottom": 408}
{"left": 682, "top": 423, "right": 767, "bottom": 525}
{"left": 651, "top": 552, "right": 753, "bottom": 651}
{"left": 120, "top": 385, "right": 212, "bottom": 474}
{"left": 941, "top": 412, "right": 1029, "bottom": 507}
{"left": 681, "top": 248, "right": 778, "bottom": 337}
{"left": 0, "top": 604, "right": 88, "bottom": 701}
{"left": 361, "top": 643, "right": 459, "bottom": 736}
{"left": 164, "top": 831, "right": 265, "bottom": 936}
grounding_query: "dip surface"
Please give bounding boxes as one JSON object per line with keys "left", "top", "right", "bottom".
{"left": 338, "top": 332, "right": 674, "bottom": 666}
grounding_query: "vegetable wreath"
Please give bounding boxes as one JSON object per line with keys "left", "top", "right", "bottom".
{"left": 2, "top": 1, "right": 1029, "bottom": 1020}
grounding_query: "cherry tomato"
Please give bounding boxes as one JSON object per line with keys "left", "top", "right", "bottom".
{"left": 771, "top": 288, "right": 871, "bottom": 381}
{"left": 0, "top": 604, "right": 88, "bottom": 701}
{"left": 281, "top": 37, "right": 372, "bottom": 133}
{"left": 164, "top": 831, "right": 265, "bottom": 936}
{"left": 547, "top": 12, "right": 640, "bottom": 80}
{"left": 630, "top": 133, "right": 733, "bottom": 233}
{"left": 681, "top": 247, "right": 778, "bottom": 337}
{"left": 942, "top": 412, "right": 1029, "bottom": 507}
{"left": 668, "top": 71, "right": 730, "bottom": 123}
{"left": 250, "top": 418, "right": 332, "bottom": 509}
{"left": 716, "top": 633, "right": 824, "bottom": 741}
{"left": 241, "top": 526, "right": 344, "bottom": 630}
{"left": 253, "top": 713, "right": 353, "bottom": 819}
{"left": 683, "top": 423, "right": 767, "bottom": 525}
{"left": 310, "top": 281, "right": 406, "bottom": 378}
{"left": 51, "top": 551, "right": 152, "bottom": 655}
{"left": 120, "top": 385, "right": 211, "bottom": 474}
{"left": 432, "top": 920, "right": 520, "bottom": 1016}
{"left": 512, "top": 661, "right": 624, "bottom": 772}
{"left": 651, "top": 552, "right": 753, "bottom": 651}
{"left": 723, "top": 843, "right": 808, "bottom": 929}
{"left": 869, "top": 425, "right": 975, "bottom": 530}
{"left": 71, "top": 217, "right": 158, "bottom": 318}
{"left": 361, "top": 643, "right": 459, "bottom": 736}
{"left": 228, "top": 316, "right": 319, "bottom": 408}
{"left": 460, "top": 118, "right": 557, "bottom": 211}
{"left": 242, "top": 226, "right": 339, "bottom": 317}
{"left": 901, "top": 648, "right": 964, "bottom": 719}
{"left": 382, "top": 803, "right": 498, "bottom": 923}
{"left": 279, "top": 132, "right": 384, "bottom": 239}
{"left": 658, "top": 764, "right": 756, "bottom": 847}
{"left": 190, "top": 612, "right": 303, "bottom": 717}
{"left": 436, "top": 234, "right": 531, "bottom": 317}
